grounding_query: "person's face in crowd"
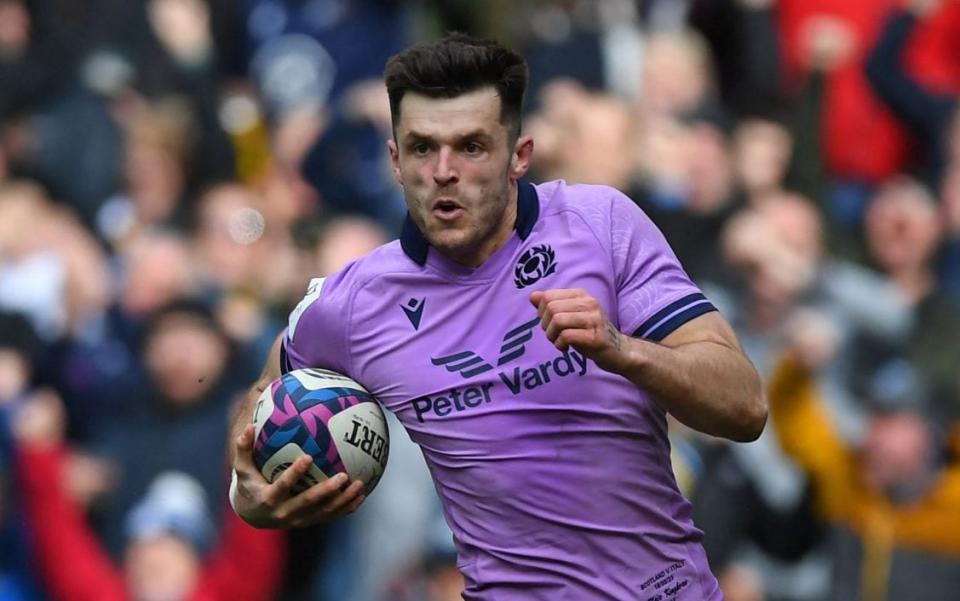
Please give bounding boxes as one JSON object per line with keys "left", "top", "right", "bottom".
{"left": 0, "top": 348, "right": 29, "bottom": 403}
{"left": 686, "top": 122, "right": 734, "bottom": 212}
{"left": 733, "top": 119, "right": 793, "bottom": 197}
{"left": 722, "top": 195, "right": 821, "bottom": 325}
{"left": 757, "top": 192, "right": 823, "bottom": 264}
{"left": 121, "top": 235, "right": 194, "bottom": 318}
{"left": 525, "top": 79, "right": 590, "bottom": 181}
{"left": 124, "top": 534, "right": 200, "bottom": 601}
{"left": 861, "top": 411, "right": 932, "bottom": 497}
{"left": 865, "top": 184, "right": 942, "bottom": 275}
{"left": 558, "top": 94, "right": 636, "bottom": 189}
{"left": 314, "top": 217, "right": 387, "bottom": 276}
{"left": 388, "top": 87, "right": 533, "bottom": 267}
{"left": 196, "top": 185, "right": 265, "bottom": 288}
{"left": 638, "top": 116, "right": 691, "bottom": 185}
{"left": 144, "top": 313, "right": 229, "bottom": 407}
{"left": 125, "top": 141, "right": 185, "bottom": 224}
{"left": 641, "top": 32, "right": 709, "bottom": 117}
{"left": 0, "top": 182, "right": 49, "bottom": 259}
{"left": 146, "top": 0, "right": 210, "bottom": 64}
{"left": 0, "top": 0, "right": 29, "bottom": 59}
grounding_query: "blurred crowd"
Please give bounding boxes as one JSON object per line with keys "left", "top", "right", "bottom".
{"left": 0, "top": 1, "right": 959, "bottom": 601}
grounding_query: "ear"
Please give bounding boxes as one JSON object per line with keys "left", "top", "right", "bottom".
{"left": 509, "top": 135, "right": 534, "bottom": 184}
{"left": 387, "top": 138, "right": 402, "bottom": 186}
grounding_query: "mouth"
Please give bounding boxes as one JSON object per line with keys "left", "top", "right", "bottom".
{"left": 431, "top": 199, "right": 464, "bottom": 221}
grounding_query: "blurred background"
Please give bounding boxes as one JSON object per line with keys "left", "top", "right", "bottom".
{"left": 1, "top": 0, "right": 959, "bottom": 600}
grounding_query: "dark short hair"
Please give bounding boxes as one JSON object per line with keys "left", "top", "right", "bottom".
{"left": 384, "top": 33, "right": 528, "bottom": 141}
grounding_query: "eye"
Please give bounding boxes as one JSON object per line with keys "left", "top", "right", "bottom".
{"left": 464, "top": 141, "right": 483, "bottom": 155}
{"left": 412, "top": 142, "right": 431, "bottom": 156}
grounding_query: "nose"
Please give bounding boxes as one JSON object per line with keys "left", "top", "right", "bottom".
{"left": 432, "top": 147, "right": 459, "bottom": 187}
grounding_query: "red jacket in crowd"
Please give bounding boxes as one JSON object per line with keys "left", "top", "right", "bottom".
{"left": 17, "top": 446, "right": 286, "bottom": 601}
{"left": 778, "top": 0, "right": 960, "bottom": 182}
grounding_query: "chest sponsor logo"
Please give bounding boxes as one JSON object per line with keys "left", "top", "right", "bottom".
{"left": 514, "top": 244, "right": 557, "bottom": 289}
{"left": 415, "top": 316, "right": 589, "bottom": 422}
{"left": 431, "top": 317, "right": 540, "bottom": 377}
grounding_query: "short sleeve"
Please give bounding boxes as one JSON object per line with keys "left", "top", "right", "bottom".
{"left": 281, "top": 272, "right": 352, "bottom": 374}
{"left": 610, "top": 193, "right": 717, "bottom": 341}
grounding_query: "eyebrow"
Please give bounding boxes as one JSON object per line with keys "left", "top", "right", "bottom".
{"left": 403, "top": 129, "right": 494, "bottom": 144}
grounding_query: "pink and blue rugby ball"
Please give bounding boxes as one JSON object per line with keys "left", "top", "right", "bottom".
{"left": 252, "top": 368, "right": 389, "bottom": 496}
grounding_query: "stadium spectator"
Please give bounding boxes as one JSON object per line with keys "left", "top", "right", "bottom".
{"left": 4, "top": 2, "right": 960, "bottom": 600}
{"left": 87, "top": 299, "right": 245, "bottom": 558}
{"left": 96, "top": 99, "right": 196, "bottom": 249}
{"left": 865, "top": 0, "right": 960, "bottom": 299}
{"left": 0, "top": 311, "right": 43, "bottom": 601}
{"left": 13, "top": 390, "right": 285, "bottom": 601}
{"left": 688, "top": 0, "right": 785, "bottom": 118}
{"left": 767, "top": 351, "right": 960, "bottom": 601}
{"left": 858, "top": 177, "right": 960, "bottom": 421}
{"left": 697, "top": 192, "right": 912, "bottom": 600}
{"left": 865, "top": 0, "right": 960, "bottom": 190}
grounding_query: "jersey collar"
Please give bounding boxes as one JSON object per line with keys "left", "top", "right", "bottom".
{"left": 400, "top": 180, "right": 539, "bottom": 266}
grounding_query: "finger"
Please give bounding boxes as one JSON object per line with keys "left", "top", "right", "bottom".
{"left": 539, "top": 288, "right": 589, "bottom": 303}
{"left": 321, "top": 480, "right": 365, "bottom": 515}
{"left": 274, "top": 472, "right": 350, "bottom": 521}
{"left": 346, "top": 490, "right": 367, "bottom": 513}
{"left": 537, "top": 290, "right": 594, "bottom": 325}
{"left": 529, "top": 290, "right": 544, "bottom": 310}
{"left": 298, "top": 472, "right": 350, "bottom": 506}
{"left": 289, "top": 479, "right": 365, "bottom": 526}
{"left": 543, "top": 298, "right": 599, "bottom": 319}
{"left": 295, "top": 490, "right": 366, "bottom": 528}
{"left": 544, "top": 312, "right": 595, "bottom": 343}
{"left": 265, "top": 454, "right": 314, "bottom": 503}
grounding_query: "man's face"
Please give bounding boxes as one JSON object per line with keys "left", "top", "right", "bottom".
{"left": 125, "top": 534, "right": 200, "bottom": 601}
{"left": 861, "top": 412, "right": 931, "bottom": 496}
{"left": 144, "top": 314, "right": 229, "bottom": 407}
{"left": 388, "top": 87, "right": 532, "bottom": 266}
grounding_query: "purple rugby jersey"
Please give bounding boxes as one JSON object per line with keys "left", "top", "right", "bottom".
{"left": 282, "top": 180, "right": 723, "bottom": 601}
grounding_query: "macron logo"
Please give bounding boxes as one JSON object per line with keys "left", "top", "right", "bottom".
{"left": 401, "top": 297, "right": 425, "bottom": 330}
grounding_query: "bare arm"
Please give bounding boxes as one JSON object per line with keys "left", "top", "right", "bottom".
{"left": 229, "top": 334, "right": 366, "bottom": 528}
{"left": 532, "top": 289, "right": 766, "bottom": 442}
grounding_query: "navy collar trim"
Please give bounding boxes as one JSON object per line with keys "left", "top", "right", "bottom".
{"left": 400, "top": 180, "right": 539, "bottom": 266}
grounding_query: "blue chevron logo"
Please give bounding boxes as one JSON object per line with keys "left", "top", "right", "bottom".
{"left": 431, "top": 351, "right": 494, "bottom": 378}
{"left": 430, "top": 316, "right": 543, "bottom": 379}
{"left": 496, "top": 317, "right": 540, "bottom": 366}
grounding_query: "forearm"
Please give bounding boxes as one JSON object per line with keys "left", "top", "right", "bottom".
{"left": 613, "top": 336, "right": 766, "bottom": 442}
{"left": 17, "top": 445, "right": 127, "bottom": 601}
{"left": 864, "top": 10, "right": 952, "bottom": 139}
{"left": 531, "top": 291, "right": 766, "bottom": 441}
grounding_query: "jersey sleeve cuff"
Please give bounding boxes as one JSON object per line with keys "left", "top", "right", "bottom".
{"left": 631, "top": 292, "right": 717, "bottom": 342}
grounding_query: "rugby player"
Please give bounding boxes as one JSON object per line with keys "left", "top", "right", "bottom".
{"left": 230, "top": 33, "right": 766, "bottom": 600}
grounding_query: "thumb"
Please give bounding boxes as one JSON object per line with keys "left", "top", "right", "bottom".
{"left": 529, "top": 291, "right": 544, "bottom": 308}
